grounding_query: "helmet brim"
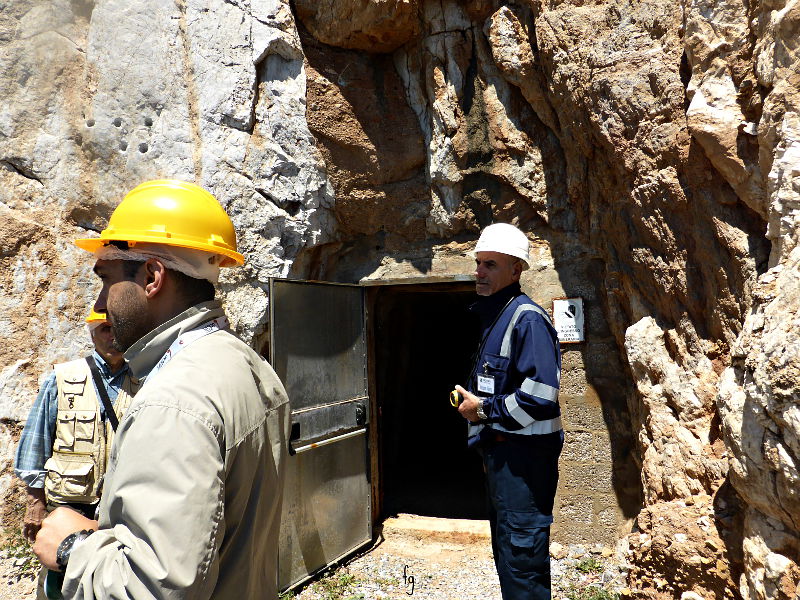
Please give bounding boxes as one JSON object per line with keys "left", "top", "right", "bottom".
{"left": 74, "top": 236, "right": 244, "bottom": 267}
{"left": 473, "top": 248, "right": 530, "bottom": 271}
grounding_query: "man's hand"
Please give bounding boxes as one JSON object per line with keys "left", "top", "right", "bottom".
{"left": 22, "top": 487, "right": 47, "bottom": 543}
{"left": 33, "top": 507, "right": 98, "bottom": 571}
{"left": 455, "top": 385, "right": 483, "bottom": 423}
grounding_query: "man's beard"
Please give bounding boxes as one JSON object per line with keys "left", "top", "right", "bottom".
{"left": 110, "top": 317, "right": 145, "bottom": 352}
{"left": 108, "top": 288, "right": 151, "bottom": 352}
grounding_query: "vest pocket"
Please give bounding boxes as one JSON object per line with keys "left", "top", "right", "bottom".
{"left": 54, "top": 412, "right": 76, "bottom": 450}
{"left": 43, "top": 452, "right": 96, "bottom": 503}
{"left": 74, "top": 411, "right": 96, "bottom": 441}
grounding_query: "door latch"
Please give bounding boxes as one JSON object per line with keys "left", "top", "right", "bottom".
{"left": 355, "top": 402, "right": 366, "bottom": 427}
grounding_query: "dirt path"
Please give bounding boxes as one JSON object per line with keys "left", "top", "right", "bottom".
{"left": 289, "top": 514, "right": 629, "bottom": 600}
{"left": 289, "top": 514, "right": 504, "bottom": 599}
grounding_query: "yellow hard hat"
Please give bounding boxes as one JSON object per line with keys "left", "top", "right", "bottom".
{"left": 85, "top": 308, "right": 108, "bottom": 323}
{"left": 74, "top": 179, "right": 244, "bottom": 267}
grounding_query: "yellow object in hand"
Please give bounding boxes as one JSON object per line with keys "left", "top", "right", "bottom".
{"left": 449, "top": 390, "right": 461, "bottom": 407}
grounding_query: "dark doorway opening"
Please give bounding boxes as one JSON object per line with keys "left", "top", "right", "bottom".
{"left": 371, "top": 282, "right": 486, "bottom": 520}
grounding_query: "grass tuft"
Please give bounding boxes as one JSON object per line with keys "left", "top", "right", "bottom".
{"left": 565, "top": 584, "right": 620, "bottom": 600}
{"left": 311, "top": 569, "right": 361, "bottom": 600}
{"left": 575, "top": 556, "right": 605, "bottom": 574}
{"left": 0, "top": 527, "right": 40, "bottom": 580}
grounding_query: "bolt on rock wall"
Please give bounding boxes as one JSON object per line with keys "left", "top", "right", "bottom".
{"left": 1, "top": 0, "right": 799, "bottom": 598}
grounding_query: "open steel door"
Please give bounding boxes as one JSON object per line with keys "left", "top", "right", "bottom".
{"left": 270, "top": 279, "right": 371, "bottom": 591}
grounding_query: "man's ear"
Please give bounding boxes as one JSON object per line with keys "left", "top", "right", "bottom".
{"left": 512, "top": 259, "right": 523, "bottom": 280}
{"left": 143, "top": 258, "right": 167, "bottom": 299}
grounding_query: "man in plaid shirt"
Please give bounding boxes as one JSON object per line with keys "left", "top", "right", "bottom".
{"left": 14, "top": 310, "right": 134, "bottom": 543}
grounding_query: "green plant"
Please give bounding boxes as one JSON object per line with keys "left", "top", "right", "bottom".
{"left": 575, "top": 556, "right": 605, "bottom": 574}
{"left": 1, "top": 527, "right": 40, "bottom": 579}
{"left": 278, "top": 590, "right": 295, "bottom": 600}
{"left": 312, "top": 569, "right": 361, "bottom": 600}
{"left": 565, "top": 584, "right": 620, "bottom": 600}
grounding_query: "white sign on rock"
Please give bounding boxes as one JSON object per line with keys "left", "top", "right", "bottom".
{"left": 552, "top": 297, "right": 584, "bottom": 343}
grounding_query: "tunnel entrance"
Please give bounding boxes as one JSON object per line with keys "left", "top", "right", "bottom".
{"left": 370, "top": 282, "right": 486, "bottom": 520}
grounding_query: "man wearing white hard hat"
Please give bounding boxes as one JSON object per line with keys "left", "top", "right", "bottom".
{"left": 33, "top": 180, "right": 290, "bottom": 600}
{"left": 454, "top": 222, "right": 563, "bottom": 599}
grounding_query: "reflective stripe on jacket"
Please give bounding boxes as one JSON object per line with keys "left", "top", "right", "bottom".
{"left": 45, "top": 359, "right": 136, "bottom": 505}
{"left": 467, "top": 293, "right": 562, "bottom": 445}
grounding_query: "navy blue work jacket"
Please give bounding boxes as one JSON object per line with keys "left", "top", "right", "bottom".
{"left": 466, "top": 282, "right": 563, "bottom": 448}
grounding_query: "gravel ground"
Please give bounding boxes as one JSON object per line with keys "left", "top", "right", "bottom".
{"left": 0, "top": 547, "right": 37, "bottom": 600}
{"left": 0, "top": 515, "right": 630, "bottom": 600}
{"left": 289, "top": 515, "right": 630, "bottom": 600}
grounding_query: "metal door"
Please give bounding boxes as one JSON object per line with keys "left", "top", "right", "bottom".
{"left": 270, "top": 279, "right": 371, "bottom": 591}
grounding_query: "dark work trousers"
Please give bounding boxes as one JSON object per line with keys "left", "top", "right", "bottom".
{"left": 483, "top": 438, "right": 561, "bottom": 600}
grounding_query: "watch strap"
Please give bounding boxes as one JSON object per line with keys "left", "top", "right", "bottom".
{"left": 55, "top": 529, "right": 93, "bottom": 570}
{"left": 476, "top": 400, "right": 488, "bottom": 420}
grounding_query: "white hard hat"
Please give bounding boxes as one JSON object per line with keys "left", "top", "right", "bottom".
{"left": 473, "top": 223, "right": 530, "bottom": 270}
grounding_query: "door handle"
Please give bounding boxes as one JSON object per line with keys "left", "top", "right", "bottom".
{"left": 355, "top": 402, "right": 366, "bottom": 427}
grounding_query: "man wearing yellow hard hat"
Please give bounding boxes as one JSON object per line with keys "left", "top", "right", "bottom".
{"left": 14, "top": 309, "right": 137, "bottom": 599}
{"left": 32, "top": 180, "right": 290, "bottom": 599}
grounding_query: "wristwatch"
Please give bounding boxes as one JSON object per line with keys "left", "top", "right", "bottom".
{"left": 476, "top": 400, "right": 488, "bottom": 421}
{"left": 56, "top": 530, "right": 93, "bottom": 570}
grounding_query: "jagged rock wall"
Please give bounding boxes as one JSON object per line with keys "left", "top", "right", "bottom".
{"left": 1, "top": 0, "right": 799, "bottom": 598}
{"left": 0, "top": 0, "right": 335, "bottom": 419}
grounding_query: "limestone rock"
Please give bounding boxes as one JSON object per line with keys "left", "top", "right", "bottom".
{"left": 684, "top": 0, "right": 765, "bottom": 217}
{"left": 1, "top": 0, "right": 800, "bottom": 598}
{"left": 485, "top": 5, "right": 558, "bottom": 133}
{"left": 393, "top": 0, "right": 569, "bottom": 238}
{"left": 300, "top": 27, "right": 428, "bottom": 247}
{"left": 0, "top": 0, "right": 336, "bottom": 418}
{"left": 550, "top": 541, "right": 568, "bottom": 560}
{"left": 625, "top": 317, "right": 728, "bottom": 503}
{"left": 628, "top": 497, "right": 740, "bottom": 599}
{"left": 294, "top": 0, "right": 419, "bottom": 53}
{"left": 712, "top": 2, "right": 800, "bottom": 595}
{"left": 0, "top": 422, "right": 18, "bottom": 502}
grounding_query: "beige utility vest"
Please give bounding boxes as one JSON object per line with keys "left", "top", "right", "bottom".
{"left": 44, "top": 358, "right": 138, "bottom": 506}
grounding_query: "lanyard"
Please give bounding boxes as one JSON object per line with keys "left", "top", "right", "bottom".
{"left": 142, "top": 317, "right": 229, "bottom": 388}
{"left": 468, "top": 294, "right": 519, "bottom": 384}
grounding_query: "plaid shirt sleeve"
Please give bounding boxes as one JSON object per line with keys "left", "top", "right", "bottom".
{"left": 14, "top": 370, "right": 59, "bottom": 488}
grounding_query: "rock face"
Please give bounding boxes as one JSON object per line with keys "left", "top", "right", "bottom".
{"left": 627, "top": 494, "right": 743, "bottom": 598}
{"left": 1, "top": 0, "right": 799, "bottom": 598}
{"left": 0, "top": 0, "right": 335, "bottom": 416}
{"left": 294, "top": 0, "right": 420, "bottom": 53}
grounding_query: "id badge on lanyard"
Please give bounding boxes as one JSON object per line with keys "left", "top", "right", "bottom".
{"left": 477, "top": 372, "right": 495, "bottom": 395}
{"left": 472, "top": 295, "right": 517, "bottom": 397}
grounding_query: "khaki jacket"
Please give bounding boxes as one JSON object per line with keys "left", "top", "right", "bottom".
{"left": 63, "top": 301, "right": 290, "bottom": 600}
